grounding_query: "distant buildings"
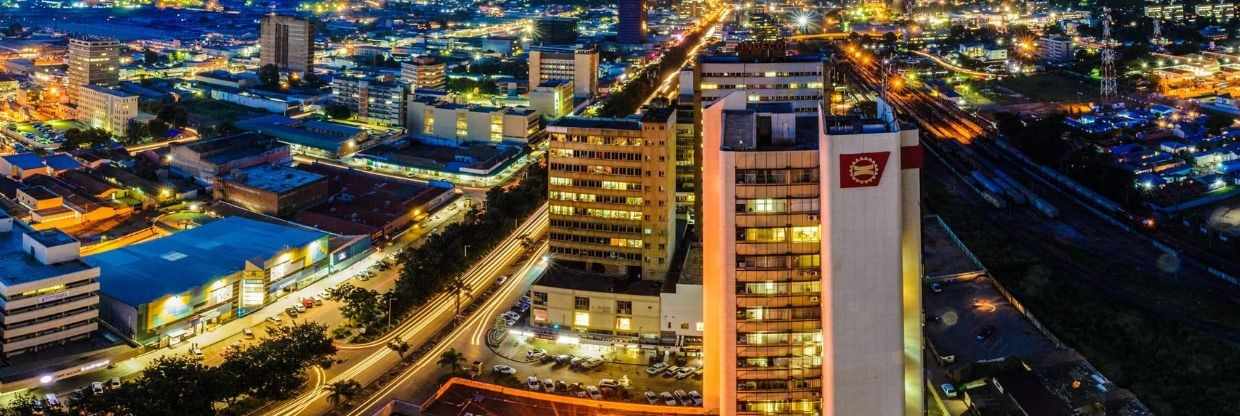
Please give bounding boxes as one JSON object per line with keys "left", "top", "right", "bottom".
{"left": 529, "top": 80, "right": 574, "bottom": 120}
{"left": 405, "top": 96, "right": 540, "bottom": 145}
{"left": 330, "top": 75, "right": 406, "bottom": 127}
{"left": 168, "top": 133, "right": 292, "bottom": 185}
{"left": 67, "top": 37, "right": 120, "bottom": 104}
{"left": 76, "top": 86, "right": 138, "bottom": 136}
{"left": 88, "top": 216, "right": 329, "bottom": 346}
{"left": 532, "top": 17, "right": 580, "bottom": 45}
{"left": 1197, "top": 3, "right": 1237, "bottom": 22}
{"left": 213, "top": 165, "right": 329, "bottom": 217}
{"left": 1145, "top": 4, "right": 1185, "bottom": 21}
{"left": 400, "top": 56, "right": 446, "bottom": 90}
{"left": 699, "top": 93, "right": 923, "bottom": 416}
{"left": 260, "top": 15, "right": 314, "bottom": 74}
{"left": 1037, "top": 35, "right": 1075, "bottom": 63}
{"left": 0, "top": 216, "right": 100, "bottom": 359}
{"left": 529, "top": 45, "right": 598, "bottom": 99}
{"left": 545, "top": 107, "right": 677, "bottom": 281}
{"left": 617, "top": 0, "right": 647, "bottom": 44}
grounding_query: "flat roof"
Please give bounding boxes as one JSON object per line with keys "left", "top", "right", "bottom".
{"left": 533, "top": 265, "right": 663, "bottom": 297}
{"left": 87, "top": 216, "right": 326, "bottom": 306}
{"left": 0, "top": 221, "right": 93, "bottom": 287}
{"left": 549, "top": 116, "right": 642, "bottom": 131}
{"left": 226, "top": 164, "right": 324, "bottom": 194}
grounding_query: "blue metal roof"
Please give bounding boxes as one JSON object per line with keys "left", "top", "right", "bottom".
{"left": 86, "top": 216, "right": 326, "bottom": 306}
{"left": 2, "top": 153, "right": 44, "bottom": 170}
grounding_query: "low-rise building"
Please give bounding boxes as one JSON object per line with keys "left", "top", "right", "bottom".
{"left": 293, "top": 163, "right": 455, "bottom": 240}
{"left": 0, "top": 215, "right": 100, "bottom": 358}
{"left": 0, "top": 153, "right": 82, "bottom": 180}
{"left": 194, "top": 70, "right": 257, "bottom": 89}
{"left": 1037, "top": 35, "right": 1074, "bottom": 63}
{"left": 214, "top": 165, "right": 329, "bottom": 217}
{"left": 235, "top": 115, "right": 367, "bottom": 159}
{"left": 529, "top": 80, "right": 574, "bottom": 120}
{"left": 76, "top": 86, "right": 138, "bottom": 137}
{"left": 529, "top": 268, "right": 663, "bottom": 343}
{"left": 405, "top": 96, "right": 541, "bottom": 145}
{"left": 88, "top": 216, "right": 330, "bottom": 346}
{"left": 168, "top": 133, "right": 292, "bottom": 185}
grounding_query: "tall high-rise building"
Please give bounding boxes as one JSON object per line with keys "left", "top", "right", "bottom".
{"left": 546, "top": 108, "right": 677, "bottom": 280}
{"left": 529, "top": 45, "right": 599, "bottom": 99}
{"left": 67, "top": 37, "right": 120, "bottom": 103}
{"left": 400, "top": 56, "right": 446, "bottom": 90}
{"left": 700, "top": 92, "right": 923, "bottom": 416}
{"left": 617, "top": 0, "right": 647, "bottom": 44}
{"left": 533, "top": 17, "right": 580, "bottom": 44}
{"left": 260, "top": 15, "right": 314, "bottom": 73}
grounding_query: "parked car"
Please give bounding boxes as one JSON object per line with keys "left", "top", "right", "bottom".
{"left": 108, "top": 378, "right": 121, "bottom": 389}
{"left": 190, "top": 346, "right": 204, "bottom": 356}
{"left": 674, "top": 366, "right": 695, "bottom": 379}
{"left": 492, "top": 365, "right": 517, "bottom": 375}
{"left": 581, "top": 357, "right": 604, "bottom": 369}
{"left": 570, "top": 356, "right": 586, "bottom": 368}
{"left": 586, "top": 385, "right": 602, "bottom": 400}
{"left": 501, "top": 311, "right": 520, "bottom": 321}
{"left": 646, "top": 362, "right": 668, "bottom": 375}
{"left": 243, "top": 328, "right": 255, "bottom": 338}
{"left": 542, "top": 378, "right": 555, "bottom": 392}
{"left": 91, "top": 382, "right": 104, "bottom": 395}
{"left": 663, "top": 366, "right": 681, "bottom": 377}
{"left": 267, "top": 315, "right": 282, "bottom": 324}
{"left": 598, "top": 379, "right": 618, "bottom": 389}
{"left": 673, "top": 390, "right": 689, "bottom": 405}
{"left": 44, "top": 394, "right": 60, "bottom": 407}
{"left": 645, "top": 391, "right": 659, "bottom": 404}
{"left": 526, "top": 376, "right": 540, "bottom": 390}
{"left": 688, "top": 390, "right": 703, "bottom": 406}
{"left": 660, "top": 391, "right": 676, "bottom": 405}
{"left": 554, "top": 354, "right": 572, "bottom": 365}
{"left": 526, "top": 348, "right": 546, "bottom": 361}
{"left": 556, "top": 380, "right": 569, "bottom": 392}
{"left": 294, "top": 304, "right": 307, "bottom": 313}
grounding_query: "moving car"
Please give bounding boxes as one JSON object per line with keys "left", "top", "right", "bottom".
{"left": 492, "top": 365, "right": 517, "bottom": 375}
{"left": 243, "top": 328, "right": 255, "bottom": 338}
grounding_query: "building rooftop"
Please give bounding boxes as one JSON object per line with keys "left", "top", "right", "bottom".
{"left": 549, "top": 116, "right": 642, "bottom": 131}
{"left": 86, "top": 216, "right": 325, "bottom": 306}
{"left": 2, "top": 153, "right": 46, "bottom": 170}
{"left": 235, "top": 116, "right": 361, "bottom": 152}
{"left": 180, "top": 133, "right": 288, "bottom": 166}
{"left": 81, "top": 85, "right": 136, "bottom": 98}
{"left": 225, "top": 164, "right": 325, "bottom": 194}
{"left": 293, "top": 163, "right": 452, "bottom": 236}
{"left": 0, "top": 220, "right": 93, "bottom": 287}
{"left": 534, "top": 265, "right": 663, "bottom": 297}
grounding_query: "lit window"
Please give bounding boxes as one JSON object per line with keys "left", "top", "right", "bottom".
{"left": 790, "top": 226, "right": 820, "bottom": 243}
{"left": 574, "top": 311, "right": 590, "bottom": 327}
{"left": 695, "top": 322, "right": 704, "bottom": 331}
{"left": 616, "top": 317, "right": 631, "bottom": 331}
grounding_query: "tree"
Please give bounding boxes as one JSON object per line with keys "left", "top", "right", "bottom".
{"left": 147, "top": 119, "right": 170, "bottom": 139}
{"left": 126, "top": 119, "right": 150, "bottom": 144}
{"left": 325, "top": 103, "right": 354, "bottom": 120}
{"left": 3, "top": 393, "right": 66, "bottom": 416}
{"left": 437, "top": 348, "right": 465, "bottom": 373}
{"left": 386, "top": 339, "right": 411, "bottom": 360}
{"left": 326, "top": 380, "right": 362, "bottom": 407}
{"left": 60, "top": 127, "right": 114, "bottom": 151}
{"left": 258, "top": 64, "right": 281, "bottom": 89}
{"left": 443, "top": 274, "right": 469, "bottom": 323}
{"left": 331, "top": 283, "right": 385, "bottom": 329}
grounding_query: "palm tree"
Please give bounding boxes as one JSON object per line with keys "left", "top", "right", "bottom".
{"left": 386, "top": 340, "right": 411, "bottom": 360}
{"left": 325, "top": 380, "right": 362, "bottom": 408}
{"left": 443, "top": 275, "right": 469, "bottom": 323}
{"left": 437, "top": 348, "right": 465, "bottom": 373}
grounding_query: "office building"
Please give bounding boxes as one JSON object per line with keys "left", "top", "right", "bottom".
{"left": 168, "top": 133, "right": 292, "bottom": 185}
{"left": 260, "top": 15, "right": 314, "bottom": 73}
{"left": 331, "top": 75, "right": 406, "bottom": 127}
{"left": 528, "top": 269, "right": 663, "bottom": 342}
{"left": 1146, "top": 4, "right": 1185, "bottom": 21}
{"left": 546, "top": 107, "right": 677, "bottom": 281}
{"left": 89, "top": 216, "right": 329, "bottom": 346}
{"left": 529, "top": 45, "right": 598, "bottom": 99}
{"left": 76, "top": 86, "right": 138, "bottom": 137}
{"left": 674, "top": 69, "right": 697, "bottom": 218}
{"left": 1196, "top": 2, "right": 1236, "bottom": 22}
{"left": 401, "top": 56, "right": 446, "bottom": 90}
{"left": 617, "top": 0, "right": 647, "bottom": 44}
{"left": 533, "top": 17, "right": 580, "bottom": 44}
{"left": 67, "top": 37, "right": 120, "bottom": 103}
{"left": 406, "top": 96, "right": 541, "bottom": 145}
{"left": 0, "top": 215, "right": 100, "bottom": 358}
{"left": 529, "top": 80, "right": 574, "bottom": 120}
{"left": 700, "top": 93, "right": 922, "bottom": 416}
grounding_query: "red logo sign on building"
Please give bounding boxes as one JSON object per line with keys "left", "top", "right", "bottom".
{"left": 839, "top": 152, "right": 891, "bottom": 188}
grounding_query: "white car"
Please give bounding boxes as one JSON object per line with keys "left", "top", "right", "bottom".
{"left": 645, "top": 391, "right": 658, "bottom": 404}
{"left": 663, "top": 365, "right": 681, "bottom": 377}
{"left": 646, "top": 362, "right": 667, "bottom": 375}
{"left": 598, "top": 378, "right": 618, "bottom": 389}
{"left": 501, "top": 311, "right": 520, "bottom": 321}
{"left": 660, "top": 391, "right": 676, "bottom": 405}
{"left": 581, "top": 357, "right": 604, "bottom": 369}
{"left": 492, "top": 365, "right": 517, "bottom": 375}
{"left": 689, "top": 390, "right": 703, "bottom": 406}
{"left": 586, "top": 385, "right": 603, "bottom": 400}
{"left": 526, "top": 349, "right": 546, "bottom": 361}
{"left": 526, "top": 376, "right": 540, "bottom": 390}
{"left": 673, "top": 390, "right": 689, "bottom": 405}
{"left": 91, "top": 382, "right": 104, "bottom": 395}
{"left": 674, "top": 366, "right": 695, "bottom": 379}
{"left": 542, "top": 378, "right": 555, "bottom": 392}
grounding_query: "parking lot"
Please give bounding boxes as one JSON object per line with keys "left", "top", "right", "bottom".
{"left": 923, "top": 275, "right": 1059, "bottom": 366}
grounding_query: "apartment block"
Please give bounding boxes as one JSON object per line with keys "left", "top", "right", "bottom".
{"left": 546, "top": 107, "right": 677, "bottom": 281}
{"left": 529, "top": 80, "right": 574, "bottom": 120}
{"left": 260, "top": 15, "right": 314, "bottom": 73}
{"left": 331, "top": 75, "right": 406, "bottom": 127}
{"left": 0, "top": 213, "right": 100, "bottom": 359}
{"left": 406, "top": 96, "right": 541, "bottom": 145}
{"left": 400, "top": 56, "right": 446, "bottom": 90}
{"left": 76, "top": 86, "right": 138, "bottom": 136}
{"left": 529, "top": 45, "right": 598, "bottom": 99}
{"left": 700, "top": 93, "right": 922, "bottom": 416}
